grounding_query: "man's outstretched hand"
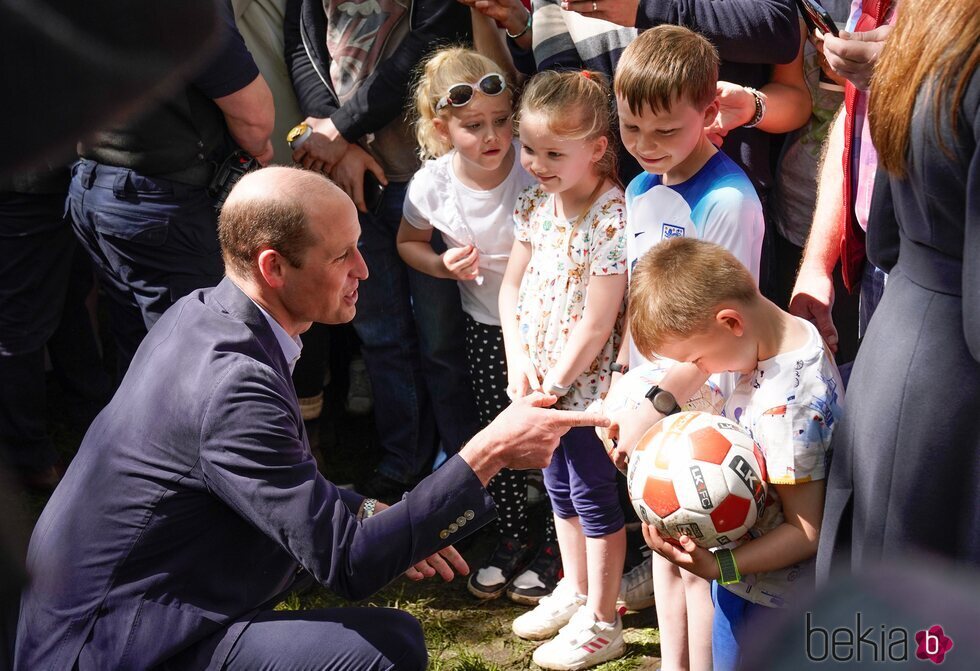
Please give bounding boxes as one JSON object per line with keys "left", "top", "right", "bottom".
{"left": 460, "top": 392, "right": 611, "bottom": 485}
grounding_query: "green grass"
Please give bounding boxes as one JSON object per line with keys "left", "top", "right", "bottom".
{"left": 271, "top": 525, "right": 661, "bottom": 670}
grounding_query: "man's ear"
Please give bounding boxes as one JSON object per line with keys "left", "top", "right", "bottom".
{"left": 716, "top": 307, "right": 745, "bottom": 337}
{"left": 256, "top": 248, "right": 286, "bottom": 289}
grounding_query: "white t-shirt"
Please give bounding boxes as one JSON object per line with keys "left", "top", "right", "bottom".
{"left": 402, "top": 141, "right": 536, "bottom": 325}
{"left": 720, "top": 318, "right": 845, "bottom": 608}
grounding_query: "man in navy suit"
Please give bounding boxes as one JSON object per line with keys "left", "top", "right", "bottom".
{"left": 14, "top": 167, "right": 607, "bottom": 670}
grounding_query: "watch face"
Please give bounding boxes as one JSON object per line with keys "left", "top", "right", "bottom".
{"left": 286, "top": 122, "right": 309, "bottom": 144}
{"left": 652, "top": 390, "right": 678, "bottom": 415}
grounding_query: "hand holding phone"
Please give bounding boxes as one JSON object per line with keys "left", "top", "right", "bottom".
{"left": 820, "top": 24, "right": 893, "bottom": 91}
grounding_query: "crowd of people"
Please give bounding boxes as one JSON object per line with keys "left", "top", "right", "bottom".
{"left": 2, "top": 0, "right": 977, "bottom": 669}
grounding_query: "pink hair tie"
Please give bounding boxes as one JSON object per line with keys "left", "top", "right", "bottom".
{"left": 581, "top": 71, "right": 592, "bottom": 80}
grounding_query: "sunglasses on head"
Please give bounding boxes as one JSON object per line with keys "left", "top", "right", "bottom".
{"left": 435, "top": 73, "right": 507, "bottom": 111}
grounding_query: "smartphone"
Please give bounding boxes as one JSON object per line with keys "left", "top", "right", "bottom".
{"left": 363, "top": 171, "right": 385, "bottom": 215}
{"left": 796, "top": 0, "right": 840, "bottom": 36}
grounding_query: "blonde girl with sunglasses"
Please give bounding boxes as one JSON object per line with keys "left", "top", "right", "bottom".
{"left": 397, "top": 48, "right": 561, "bottom": 605}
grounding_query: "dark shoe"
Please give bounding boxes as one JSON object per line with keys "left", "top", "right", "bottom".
{"left": 506, "top": 540, "right": 562, "bottom": 605}
{"left": 467, "top": 536, "right": 535, "bottom": 600}
{"left": 357, "top": 471, "right": 410, "bottom": 505}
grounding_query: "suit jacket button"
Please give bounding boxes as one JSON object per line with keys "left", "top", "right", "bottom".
{"left": 464, "top": 510, "right": 475, "bottom": 520}
{"left": 457, "top": 516, "right": 466, "bottom": 526}
{"left": 448, "top": 523, "right": 458, "bottom": 533}
{"left": 439, "top": 529, "right": 449, "bottom": 539}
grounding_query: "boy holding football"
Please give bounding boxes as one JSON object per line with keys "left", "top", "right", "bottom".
{"left": 628, "top": 237, "right": 843, "bottom": 671}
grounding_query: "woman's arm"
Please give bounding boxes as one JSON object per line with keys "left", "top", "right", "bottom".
{"left": 706, "top": 25, "right": 811, "bottom": 142}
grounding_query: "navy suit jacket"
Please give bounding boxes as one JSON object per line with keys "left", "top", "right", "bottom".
{"left": 15, "top": 278, "right": 495, "bottom": 670}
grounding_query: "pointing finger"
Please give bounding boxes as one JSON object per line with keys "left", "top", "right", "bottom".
{"left": 549, "top": 410, "right": 611, "bottom": 429}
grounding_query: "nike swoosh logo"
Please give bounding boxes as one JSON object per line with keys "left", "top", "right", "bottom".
{"left": 633, "top": 231, "right": 646, "bottom": 238}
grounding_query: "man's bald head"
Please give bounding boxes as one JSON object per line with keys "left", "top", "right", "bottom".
{"left": 218, "top": 167, "right": 347, "bottom": 280}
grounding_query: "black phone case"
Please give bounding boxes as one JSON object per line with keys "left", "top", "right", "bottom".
{"left": 797, "top": 0, "right": 840, "bottom": 36}
{"left": 363, "top": 171, "right": 385, "bottom": 215}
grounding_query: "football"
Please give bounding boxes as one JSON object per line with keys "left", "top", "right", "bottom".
{"left": 627, "top": 411, "right": 768, "bottom": 548}
{"left": 591, "top": 361, "right": 726, "bottom": 455}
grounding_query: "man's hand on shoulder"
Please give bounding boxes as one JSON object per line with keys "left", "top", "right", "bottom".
{"left": 460, "top": 392, "right": 611, "bottom": 485}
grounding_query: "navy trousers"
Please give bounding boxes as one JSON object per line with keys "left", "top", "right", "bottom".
{"left": 164, "top": 607, "right": 427, "bottom": 670}
{"left": 0, "top": 191, "right": 74, "bottom": 474}
{"left": 68, "top": 159, "right": 224, "bottom": 376}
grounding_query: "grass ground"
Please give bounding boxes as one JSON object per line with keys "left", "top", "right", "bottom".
{"left": 33, "top": 350, "right": 663, "bottom": 670}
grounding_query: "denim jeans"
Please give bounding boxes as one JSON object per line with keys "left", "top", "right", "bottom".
{"left": 68, "top": 160, "right": 224, "bottom": 376}
{"left": 859, "top": 261, "right": 887, "bottom": 337}
{"left": 352, "top": 181, "right": 479, "bottom": 483}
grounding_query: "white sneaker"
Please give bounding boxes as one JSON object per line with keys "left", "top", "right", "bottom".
{"left": 617, "top": 554, "right": 656, "bottom": 611}
{"left": 512, "top": 580, "right": 585, "bottom": 641}
{"left": 532, "top": 607, "right": 625, "bottom": 670}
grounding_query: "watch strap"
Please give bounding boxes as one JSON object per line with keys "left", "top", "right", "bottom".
{"left": 715, "top": 548, "right": 741, "bottom": 585}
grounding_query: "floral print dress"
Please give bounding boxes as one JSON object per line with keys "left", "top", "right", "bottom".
{"left": 513, "top": 185, "right": 628, "bottom": 410}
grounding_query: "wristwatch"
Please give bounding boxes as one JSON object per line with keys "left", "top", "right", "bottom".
{"left": 610, "top": 362, "right": 629, "bottom": 374}
{"left": 645, "top": 385, "right": 681, "bottom": 415}
{"left": 359, "top": 498, "right": 377, "bottom": 521}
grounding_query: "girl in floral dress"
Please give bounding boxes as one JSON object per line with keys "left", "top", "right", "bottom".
{"left": 499, "top": 69, "right": 629, "bottom": 670}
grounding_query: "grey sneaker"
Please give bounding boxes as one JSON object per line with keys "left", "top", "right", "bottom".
{"left": 617, "top": 553, "right": 655, "bottom": 611}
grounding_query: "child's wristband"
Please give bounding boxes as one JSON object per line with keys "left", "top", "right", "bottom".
{"left": 715, "top": 548, "right": 741, "bottom": 585}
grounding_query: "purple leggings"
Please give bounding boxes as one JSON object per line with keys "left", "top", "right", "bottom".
{"left": 543, "top": 426, "right": 624, "bottom": 537}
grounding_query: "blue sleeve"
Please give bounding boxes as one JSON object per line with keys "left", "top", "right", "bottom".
{"left": 634, "top": 0, "right": 800, "bottom": 65}
{"left": 200, "top": 364, "right": 495, "bottom": 601}
{"left": 191, "top": 0, "right": 260, "bottom": 99}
